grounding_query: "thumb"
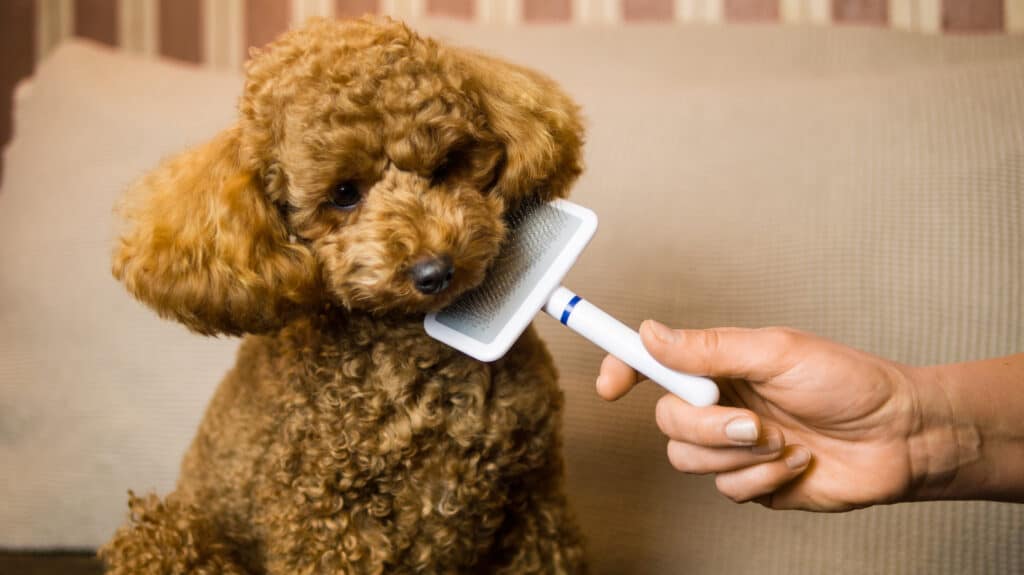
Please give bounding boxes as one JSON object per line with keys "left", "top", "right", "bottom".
{"left": 639, "top": 322, "right": 799, "bottom": 383}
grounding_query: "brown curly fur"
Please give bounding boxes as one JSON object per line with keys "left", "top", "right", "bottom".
{"left": 102, "top": 16, "right": 586, "bottom": 574}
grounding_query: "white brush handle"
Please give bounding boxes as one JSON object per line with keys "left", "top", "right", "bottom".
{"left": 544, "top": 287, "right": 719, "bottom": 407}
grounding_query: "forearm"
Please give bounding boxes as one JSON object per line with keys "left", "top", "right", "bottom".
{"left": 907, "top": 353, "right": 1024, "bottom": 502}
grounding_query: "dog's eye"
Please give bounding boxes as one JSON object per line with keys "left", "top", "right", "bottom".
{"left": 431, "top": 147, "right": 470, "bottom": 187}
{"left": 430, "top": 159, "right": 456, "bottom": 187}
{"left": 327, "top": 181, "right": 363, "bottom": 211}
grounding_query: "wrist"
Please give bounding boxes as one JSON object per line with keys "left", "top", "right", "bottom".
{"left": 905, "top": 357, "right": 1024, "bottom": 502}
{"left": 904, "top": 365, "right": 980, "bottom": 501}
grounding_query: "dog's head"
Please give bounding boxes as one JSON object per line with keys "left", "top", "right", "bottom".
{"left": 113, "top": 17, "right": 584, "bottom": 335}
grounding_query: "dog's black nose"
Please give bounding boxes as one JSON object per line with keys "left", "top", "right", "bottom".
{"left": 409, "top": 256, "right": 454, "bottom": 295}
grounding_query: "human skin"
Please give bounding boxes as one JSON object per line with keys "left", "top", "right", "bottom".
{"left": 597, "top": 321, "right": 1024, "bottom": 511}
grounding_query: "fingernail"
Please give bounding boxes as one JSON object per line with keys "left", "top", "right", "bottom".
{"left": 645, "top": 320, "right": 677, "bottom": 344}
{"left": 595, "top": 375, "right": 606, "bottom": 391}
{"left": 786, "top": 448, "right": 811, "bottom": 470}
{"left": 725, "top": 418, "right": 758, "bottom": 444}
{"left": 751, "top": 431, "right": 783, "bottom": 455}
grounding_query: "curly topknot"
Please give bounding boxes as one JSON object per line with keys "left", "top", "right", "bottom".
{"left": 113, "top": 16, "right": 584, "bottom": 335}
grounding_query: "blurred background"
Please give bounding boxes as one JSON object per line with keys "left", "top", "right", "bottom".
{"left": 1, "top": 1, "right": 1022, "bottom": 574}
{"left": 3, "top": 0, "right": 1021, "bottom": 179}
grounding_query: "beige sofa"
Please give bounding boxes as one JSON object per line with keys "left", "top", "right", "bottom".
{"left": 1, "top": 23, "right": 1022, "bottom": 573}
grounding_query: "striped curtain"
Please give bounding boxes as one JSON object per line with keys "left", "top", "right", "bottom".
{"left": 32, "top": 0, "right": 1024, "bottom": 70}
{"left": 2, "top": 0, "right": 1022, "bottom": 181}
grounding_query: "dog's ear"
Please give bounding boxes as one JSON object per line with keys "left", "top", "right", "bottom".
{"left": 112, "top": 127, "right": 320, "bottom": 335}
{"left": 459, "top": 51, "right": 585, "bottom": 203}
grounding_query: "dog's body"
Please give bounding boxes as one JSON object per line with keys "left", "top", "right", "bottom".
{"left": 102, "top": 17, "right": 586, "bottom": 574}
{"left": 114, "top": 317, "right": 580, "bottom": 573}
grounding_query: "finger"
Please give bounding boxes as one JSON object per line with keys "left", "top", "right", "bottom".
{"left": 713, "top": 446, "right": 812, "bottom": 503}
{"left": 639, "top": 322, "right": 804, "bottom": 382}
{"left": 596, "top": 354, "right": 642, "bottom": 401}
{"left": 655, "top": 393, "right": 764, "bottom": 447}
{"left": 666, "top": 427, "right": 786, "bottom": 474}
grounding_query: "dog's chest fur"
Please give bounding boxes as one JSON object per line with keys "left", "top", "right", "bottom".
{"left": 180, "top": 312, "right": 565, "bottom": 568}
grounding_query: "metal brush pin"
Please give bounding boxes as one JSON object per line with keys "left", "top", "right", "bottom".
{"left": 425, "top": 199, "right": 719, "bottom": 407}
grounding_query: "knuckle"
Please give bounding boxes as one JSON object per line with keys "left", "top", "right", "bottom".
{"left": 666, "top": 442, "right": 713, "bottom": 475}
{"left": 749, "top": 463, "right": 776, "bottom": 486}
{"left": 759, "top": 326, "right": 805, "bottom": 367}
{"left": 681, "top": 328, "right": 721, "bottom": 375}
{"left": 699, "top": 329, "right": 722, "bottom": 355}
{"left": 761, "top": 326, "right": 800, "bottom": 347}
{"left": 654, "top": 397, "right": 672, "bottom": 433}
{"left": 697, "top": 416, "right": 725, "bottom": 445}
{"left": 704, "top": 330, "right": 722, "bottom": 374}
{"left": 655, "top": 395, "right": 683, "bottom": 437}
{"left": 666, "top": 442, "right": 689, "bottom": 472}
{"left": 714, "top": 475, "right": 749, "bottom": 503}
{"left": 704, "top": 328, "right": 722, "bottom": 351}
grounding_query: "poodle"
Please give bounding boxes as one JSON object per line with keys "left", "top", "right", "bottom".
{"left": 100, "top": 16, "right": 587, "bottom": 575}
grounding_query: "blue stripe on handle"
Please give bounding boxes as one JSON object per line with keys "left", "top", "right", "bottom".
{"left": 560, "top": 295, "right": 582, "bottom": 325}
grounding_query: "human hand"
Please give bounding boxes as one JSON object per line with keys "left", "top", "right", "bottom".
{"left": 598, "top": 323, "right": 926, "bottom": 511}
